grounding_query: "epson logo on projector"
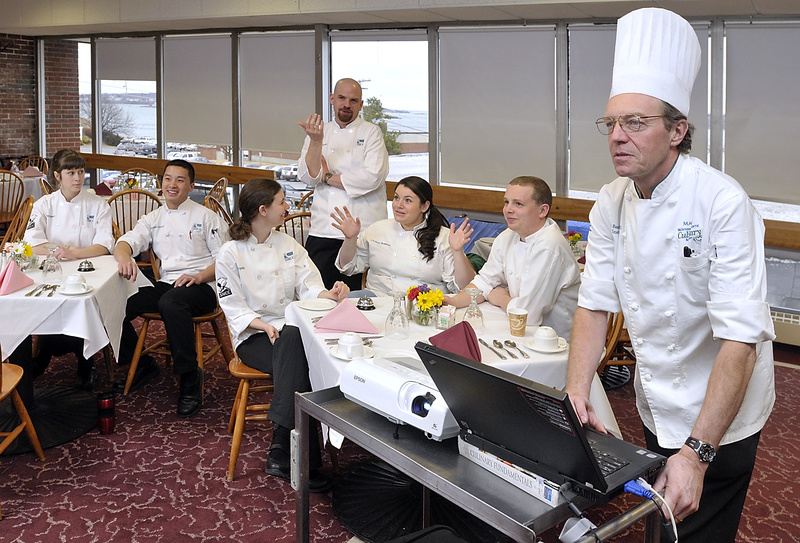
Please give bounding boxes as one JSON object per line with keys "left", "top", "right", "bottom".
{"left": 352, "top": 375, "right": 365, "bottom": 383}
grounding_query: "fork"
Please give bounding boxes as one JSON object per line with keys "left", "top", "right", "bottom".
{"left": 26, "top": 284, "right": 47, "bottom": 297}
{"left": 47, "top": 285, "right": 58, "bottom": 297}
{"left": 35, "top": 284, "right": 52, "bottom": 297}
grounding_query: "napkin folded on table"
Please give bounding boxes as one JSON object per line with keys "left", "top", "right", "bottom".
{"left": 93, "top": 181, "right": 113, "bottom": 196}
{"left": 21, "top": 165, "right": 42, "bottom": 178}
{"left": 314, "top": 299, "right": 379, "bottom": 335}
{"left": 0, "top": 260, "right": 34, "bottom": 295}
{"left": 429, "top": 321, "right": 482, "bottom": 362}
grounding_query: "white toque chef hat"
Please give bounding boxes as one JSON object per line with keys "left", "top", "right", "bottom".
{"left": 610, "top": 8, "right": 701, "bottom": 116}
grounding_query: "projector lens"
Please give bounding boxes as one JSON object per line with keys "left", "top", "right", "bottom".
{"left": 411, "top": 392, "right": 435, "bottom": 418}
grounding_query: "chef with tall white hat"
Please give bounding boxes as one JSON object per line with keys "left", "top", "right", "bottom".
{"left": 565, "top": 8, "right": 775, "bottom": 542}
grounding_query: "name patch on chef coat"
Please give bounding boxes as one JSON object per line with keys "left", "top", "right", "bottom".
{"left": 217, "top": 277, "right": 232, "bottom": 298}
{"left": 284, "top": 251, "right": 294, "bottom": 262}
{"left": 374, "top": 240, "right": 391, "bottom": 247}
{"left": 677, "top": 221, "right": 702, "bottom": 242}
{"left": 192, "top": 223, "right": 203, "bottom": 232}
{"left": 86, "top": 214, "right": 96, "bottom": 225}
{"left": 612, "top": 223, "right": 620, "bottom": 235}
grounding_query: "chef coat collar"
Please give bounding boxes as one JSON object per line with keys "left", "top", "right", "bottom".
{"left": 396, "top": 217, "right": 428, "bottom": 234}
{"left": 632, "top": 155, "right": 681, "bottom": 201}
{"left": 56, "top": 188, "right": 87, "bottom": 204}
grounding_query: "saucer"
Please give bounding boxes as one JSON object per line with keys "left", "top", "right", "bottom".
{"left": 60, "top": 285, "right": 94, "bottom": 296}
{"left": 523, "top": 337, "right": 567, "bottom": 353}
{"left": 329, "top": 346, "right": 375, "bottom": 361}
{"left": 297, "top": 298, "right": 337, "bottom": 311}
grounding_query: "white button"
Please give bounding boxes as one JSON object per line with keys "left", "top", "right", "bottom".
{"left": 666, "top": 233, "right": 673, "bottom": 240}
{"left": 274, "top": 271, "right": 279, "bottom": 276}
{"left": 625, "top": 193, "right": 632, "bottom": 202}
{"left": 636, "top": 338, "right": 643, "bottom": 346}
{"left": 665, "top": 310, "right": 675, "bottom": 317}
{"left": 630, "top": 303, "right": 639, "bottom": 311}
{"left": 257, "top": 275, "right": 262, "bottom": 280}
{"left": 250, "top": 247, "right": 254, "bottom": 251}
{"left": 279, "top": 299, "right": 285, "bottom": 304}
{"left": 673, "top": 378, "right": 681, "bottom": 385}
{"left": 624, "top": 267, "right": 631, "bottom": 274}
{"left": 268, "top": 244, "right": 272, "bottom": 248}
{"left": 667, "top": 344, "right": 675, "bottom": 352}
{"left": 262, "top": 303, "right": 267, "bottom": 308}
{"left": 665, "top": 272, "right": 675, "bottom": 280}
{"left": 669, "top": 199, "right": 677, "bottom": 206}
{"left": 644, "top": 374, "right": 652, "bottom": 382}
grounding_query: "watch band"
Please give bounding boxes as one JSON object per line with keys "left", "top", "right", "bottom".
{"left": 685, "top": 436, "right": 716, "bottom": 463}
{"left": 323, "top": 172, "right": 333, "bottom": 184}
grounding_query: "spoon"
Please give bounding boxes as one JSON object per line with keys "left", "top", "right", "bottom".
{"left": 478, "top": 338, "right": 506, "bottom": 360}
{"left": 504, "top": 339, "right": 530, "bottom": 359}
{"left": 492, "top": 339, "right": 518, "bottom": 359}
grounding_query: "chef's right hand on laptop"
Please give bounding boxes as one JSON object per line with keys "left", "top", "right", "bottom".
{"left": 568, "top": 393, "right": 608, "bottom": 434}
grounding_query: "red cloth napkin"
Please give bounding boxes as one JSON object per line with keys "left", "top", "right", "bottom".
{"left": 0, "top": 260, "right": 34, "bottom": 295}
{"left": 428, "top": 321, "right": 482, "bottom": 362}
{"left": 314, "top": 299, "right": 379, "bottom": 334}
{"left": 93, "top": 182, "right": 113, "bottom": 196}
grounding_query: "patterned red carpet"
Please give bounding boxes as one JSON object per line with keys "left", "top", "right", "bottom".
{"left": 1, "top": 325, "right": 798, "bottom": 542}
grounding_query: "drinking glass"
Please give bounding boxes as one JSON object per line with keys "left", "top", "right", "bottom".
{"left": 462, "top": 287, "right": 484, "bottom": 332}
{"left": 385, "top": 291, "right": 410, "bottom": 340}
{"left": 41, "top": 245, "right": 64, "bottom": 285}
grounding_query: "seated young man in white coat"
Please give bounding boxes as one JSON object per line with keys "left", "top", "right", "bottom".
{"left": 445, "top": 176, "right": 581, "bottom": 341}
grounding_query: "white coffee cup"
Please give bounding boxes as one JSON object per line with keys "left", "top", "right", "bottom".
{"left": 337, "top": 332, "right": 364, "bottom": 359}
{"left": 63, "top": 274, "right": 87, "bottom": 294}
{"left": 533, "top": 326, "right": 567, "bottom": 351}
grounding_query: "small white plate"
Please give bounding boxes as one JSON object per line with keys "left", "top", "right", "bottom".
{"left": 523, "top": 337, "right": 567, "bottom": 353}
{"left": 297, "top": 298, "right": 337, "bottom": 311}
{"left": 329, "top": 346, "right": 375, "bottom": 361}
{"left": 60, "top": 285, "right": 94, "bottom": 296}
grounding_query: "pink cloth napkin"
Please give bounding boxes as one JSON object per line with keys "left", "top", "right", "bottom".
{"left": 0, "top": 260, "right": 34, "bottom": 295}
{"left": 314, "top": 299, "right": 379, "bottom": 334}
{"left": 21, "top": 165, "right": 42, "bottom": 177}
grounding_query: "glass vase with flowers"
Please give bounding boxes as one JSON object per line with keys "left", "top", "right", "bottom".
{"left": 407, "top": 284, "right": 444, "bottom": 326}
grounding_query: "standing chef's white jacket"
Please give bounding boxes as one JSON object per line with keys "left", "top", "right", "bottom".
{"left": 117, "top": 199, "right": 228, "bottom": 285}
{"left": 215, "top": 231, "right": 326, "bottom": 350}
{"left": 25, "top": 189, "right": 115, "bottom": 253}
{"left": 297, "top": 117, "right": 389, "bottom": 239}
{"left": 336, "top": 218, "right": 460, "bottom": 296}
{"left": 579, "top": 153, "right": 775, "bottom": 449}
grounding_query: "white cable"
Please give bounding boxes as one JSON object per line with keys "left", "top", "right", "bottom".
{"left": 637, "top": 478, "right": 679, "bottom": 543}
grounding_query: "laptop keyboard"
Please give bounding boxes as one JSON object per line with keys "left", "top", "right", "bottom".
{"left": 589, "top": 443, "right": 630, "bottom": 476}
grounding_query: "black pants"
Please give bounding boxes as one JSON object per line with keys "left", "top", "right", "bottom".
{"left": 235, "top": 326, "right": 310, "bottom": 430}
{"left": 119, "top": 275, "right": 217, "bottom": 376}
{"left": 9, "top": 334, "right": 89, "bottom": 408}
{"left": 644, "top": 426, "right": 761, "bottom": 543}
{"left": 305, "top": 235, "right": 363, "bottom": 291}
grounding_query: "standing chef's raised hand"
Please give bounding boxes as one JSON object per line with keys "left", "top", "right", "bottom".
{"left": 298, "top": 113, "right": 324, "bottom": 142}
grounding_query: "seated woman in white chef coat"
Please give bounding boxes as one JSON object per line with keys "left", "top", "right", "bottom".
{"left": 332, "top": 176, "right": 475, "bottom": 296}
{"left": 216, "top": 178, "right": 349, "bottom": 493}
{"left": 13, "top": 150, "right": 115, "bottom": 400}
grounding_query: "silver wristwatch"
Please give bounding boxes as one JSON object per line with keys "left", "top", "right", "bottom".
{"left": 684, "top": 436, "right": 716, "bottom": 463}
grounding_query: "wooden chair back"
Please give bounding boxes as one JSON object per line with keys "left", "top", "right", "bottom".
{"left": 205, "top": 195, "right": 233, "bottom": 227}
{"left": 1, "top": 196, "right": 34, "bottom": 247}
{"left": 0, "top": 171, "right": 24, "bottom": 227}
{"left": 39, "top": 178, "right": 56, "bottom": 196}
{"left": 279, "top": 211, "right": 311, "bottom": 247}
{"left": 206, "top": 177, "right": 228, "bottom": 204}
{"left": 19, "top": 155, "right": 49, "bottom": 176}
{"left": 120, "top": 168, "right": 160, "bottom": 191}
{"left": 597, "top": 312, "right": 636, "bottom": 377}
{"left": 297, "top": 189, "right": 313, "bottom": 212}
{"left": 107, "top": 188, "right": 162, "bottom": 238}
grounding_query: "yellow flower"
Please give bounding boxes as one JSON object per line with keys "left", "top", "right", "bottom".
{"left": 23, "top": 244, "right": 33, "bottom": 258}
{"left": 416, "top": 288, "right": 444, "bottom": 312}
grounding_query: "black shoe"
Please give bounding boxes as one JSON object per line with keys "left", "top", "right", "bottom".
{"left": 75, "top": 367, "right": 96, "bottom": 392}
{"left": 264, "top": 443, "right": 333, "bottom": 493}
{"left": 177, "top": 368, "right": 203, "bottom": 418}
{"left": 112, "top": 356, "right": 160, "bottom": 394}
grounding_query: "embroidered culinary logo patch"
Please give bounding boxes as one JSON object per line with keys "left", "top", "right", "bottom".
{"left": 217, "top": 277, "right": 232, "bottom": 298}
{"left": 677, "top": 221, "right": 702, "bottom": 242}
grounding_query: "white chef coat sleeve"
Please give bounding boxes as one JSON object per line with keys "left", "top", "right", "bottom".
{"left": 578, "top": 189, "right": 622, "bottom": 313}
{"left": 203, "top": 210, "right": 229, "bottom": 258}
{"left": 297, "top": 135, "right": 323, "bottom": 187}
{"left": 23, "top": 198, "right": 49, "bottom": 247}
{"left": 471, "top": 233, "right": 508, "bottom": 299}
{"left": 91, "top": 201, "right": 116, "bottom": 253}
{"left": 116, "top": 213, "right": 152, "bottom": 258}
{"left": 438, "top": 229, "right": 460, "bottom": 294}
{"left": 294, "top": 241, "right": 327, "bottom": 300}
{"left": 340, "top": 125, "right": 389, "bottom": 198}
{"left": 706, "top": 191, "right": 775, "bottom": 343}
{"left": 507, "top": 246, "right": 572, "bottom": 327}
{"left": 216, "top": 243, "right": 261, "bottom": 342}
{"left": 336, "top": 223, "right": 373, "bottom": 276}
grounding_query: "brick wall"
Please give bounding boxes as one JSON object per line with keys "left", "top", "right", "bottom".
{"left": 0, "top": 34, "right": 80, "bottom": 162}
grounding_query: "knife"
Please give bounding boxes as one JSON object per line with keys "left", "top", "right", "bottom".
{"left": 26, "top": 284, "right": 47, "bottom": 297}
{"left": 478, "top": 338, "right": 506, "bottom": 360}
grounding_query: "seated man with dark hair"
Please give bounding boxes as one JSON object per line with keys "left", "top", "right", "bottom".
{"left": 113, "top": 159, "right": 229, "bottom": 418}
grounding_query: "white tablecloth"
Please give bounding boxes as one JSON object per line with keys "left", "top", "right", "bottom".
{"left": 0, "top": 255, "right": 151, "bottom": 361}
{"left": 22, "top": 175, "right": 45, "bottom": 201}
{"left": 285, "top": 296, "right": 620, "bottom": 436}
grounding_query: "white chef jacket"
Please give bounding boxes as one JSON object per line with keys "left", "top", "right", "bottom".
{"left": 297, "top": 117, "right": 389, "bottom": 239}
{"left": 473, "top": 218, "right": 581, "bottom": 341}
{"left": 336, "top": 218, "right": 460, "bottom": 297}
{"left": 580, "top": 153, "right": 775, "bottom": 448}
{"left": 215, "top": 231, "right": 326, "bottom": 350}
{"left": 25, "top": 190, "right": 115, "bottom": 253}
{"left": 117, "top": 199, "right": 228, "bottom": 285}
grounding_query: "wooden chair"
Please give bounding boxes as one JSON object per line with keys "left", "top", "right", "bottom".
{"left": 280, "top": 211, "right": 311, "bottom": 247}
{"left": 226, "top": 356, "right": 273, "bottom": 481}
{"left": 0, "top": 361, "right": 46, "bottom": 519}
{"left": 122, "top": 304, "right": 234, "bottom": 397}
{"left": 1, "top": 196, "right": 34, "bottom": 247}
{"left": 204, "top": 195, "right": 233, "bottom": 227}
{"left": 597, "top": 312, "right": 636, "bottom": 389}
{"left": 205, "top": 177, "right": 228, "bottom": 205}
{"left": 39, "top": 178, "right": 55, "bottom": 196}
{"left": 107, "top": 189, "right": 163, "bottom": 277}
{"left": 0, "top": 171, "right": 24, "bottom": 229}
{"left": 119, "top": 168, "right": 160, "bottom": 191}
{"left": 297, "top": 190, "right": 313, "bottom": 212}
{"left": 19, "top": 155, "right": 49, "bottom": 177}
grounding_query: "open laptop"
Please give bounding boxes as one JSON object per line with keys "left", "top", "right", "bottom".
{"left": 415, "top": 342, "right": 665, "bottom": 502}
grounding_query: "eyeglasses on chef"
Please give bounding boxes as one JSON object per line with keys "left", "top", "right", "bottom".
{"left": 595, "top": 114, "right": 664, "bottom": 135}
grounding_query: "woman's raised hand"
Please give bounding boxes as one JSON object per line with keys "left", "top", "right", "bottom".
{"left": 331, "top": 206, "right": 361, "bottom": 239}
{"left": 449, "top": 218, "right": 474, "bottom": 252}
